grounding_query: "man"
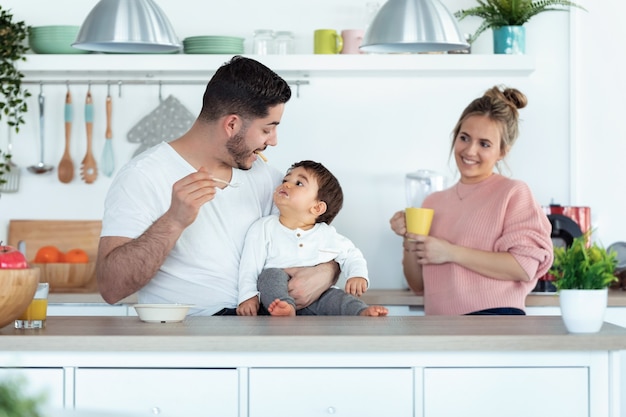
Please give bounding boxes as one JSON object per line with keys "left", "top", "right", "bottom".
{"left": 97, "top": 56, "right": 337, "bottom": 315}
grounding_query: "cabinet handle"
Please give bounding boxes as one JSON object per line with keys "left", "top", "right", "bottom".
{"left": 151, "top": 407, "right": 161, "bottom": 415}
{"left": 326, "top": 406, "right": 336, "bottom": 414}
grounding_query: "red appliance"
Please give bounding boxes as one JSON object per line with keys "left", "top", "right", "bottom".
{"left": 533, "top": 204, "right": 591, "bottom": 292}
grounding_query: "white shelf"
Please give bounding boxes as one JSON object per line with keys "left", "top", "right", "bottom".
{"left": 18, "top": 54, "right": 535, "bottom": 81}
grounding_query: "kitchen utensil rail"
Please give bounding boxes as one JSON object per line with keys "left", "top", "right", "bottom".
{"left": 22, "top": 79, "right": 310, "bottom": 98}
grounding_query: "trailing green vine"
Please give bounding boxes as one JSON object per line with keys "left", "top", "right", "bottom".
{"left": 0, "top": 6, "right": 31, "bottom": 186}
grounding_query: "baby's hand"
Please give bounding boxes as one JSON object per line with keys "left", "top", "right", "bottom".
{"left": 345, "top": 277, "right": 368, "bottom": 297}
{"left": 237, "top": 296, "right": 259, "bottom": 316}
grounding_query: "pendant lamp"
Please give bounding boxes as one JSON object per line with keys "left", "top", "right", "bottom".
{"left": 73, "top": 0, "right": 181, "bottom": 53}
{"left": 360, "top": 0, "right": 469, "bottom": 53}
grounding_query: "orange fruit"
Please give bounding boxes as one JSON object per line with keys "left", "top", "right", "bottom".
{"left": 64, "top": 248, "right": 89, "bottom": 263}
{"left": 34, "top": 245, "right": 63, "bottom": 263}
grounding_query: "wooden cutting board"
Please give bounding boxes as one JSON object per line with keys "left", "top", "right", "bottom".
{"left": 7, "top": 220, "right": 102, "bottom": 293}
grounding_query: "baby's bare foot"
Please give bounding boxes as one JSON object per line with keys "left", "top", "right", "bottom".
{"left": 360, "top": 306, "right": 389, "bottom": 317}
{"left": 268, "top": 299, "right": 296, "bottom": 316}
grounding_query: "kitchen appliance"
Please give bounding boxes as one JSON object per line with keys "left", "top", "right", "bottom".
{"left": 533, "top": 204, "right": 591, "bottom": 292}
{"left": 405, "top": 169, "right": 447, "bottom": 208}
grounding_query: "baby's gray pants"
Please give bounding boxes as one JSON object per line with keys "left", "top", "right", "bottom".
{"left": 257, "top": 268, "right": 368, "bottom": 316}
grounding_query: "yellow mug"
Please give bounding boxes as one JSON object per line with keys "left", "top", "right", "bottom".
{"left": 405, "top": 207, "right": 434, "bottom": 236}
{"left": 314, "top": 29, "right": 343, "bottom": 54}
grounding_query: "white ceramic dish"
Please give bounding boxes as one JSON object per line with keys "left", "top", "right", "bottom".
{"left": 133, "top": 304, "right": 193, "bottom": 323}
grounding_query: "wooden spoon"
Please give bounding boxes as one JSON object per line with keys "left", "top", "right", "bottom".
{"left": 80, "top": 90, "right": 98, "bottom": 184}
{"left": 57, "top": 89, "right": 74, "bottom": 183}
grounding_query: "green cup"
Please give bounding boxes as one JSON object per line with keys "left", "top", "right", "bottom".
{"left": 314, "top": 29, "right": 343, "bottom": 54}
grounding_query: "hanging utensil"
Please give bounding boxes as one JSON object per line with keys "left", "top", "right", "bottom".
{"left": 101, "top": 84, "right": 115, "bottom": 177}
{"left": 80, "top": 87, "right": 98, "bottom": 184}
{"left": 28, "top": 83, "right": 54, "bottom": 174}
{"left": 0, "top": 119, "right": 21, "bottom": 193}
{"left": 57, "top": 86, "right": 75, "bottom": 183}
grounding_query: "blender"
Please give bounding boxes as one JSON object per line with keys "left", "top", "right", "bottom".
{"left": 405, "top": 170, "right": 447, "bottom": 208}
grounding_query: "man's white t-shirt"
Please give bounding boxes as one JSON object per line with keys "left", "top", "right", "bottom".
{"left": 101, "top": 142, "right": 282, "bottom": 315}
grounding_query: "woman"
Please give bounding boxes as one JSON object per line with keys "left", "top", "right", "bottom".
{"left": 389, "top": 86, "right": 553, "bottom": 315}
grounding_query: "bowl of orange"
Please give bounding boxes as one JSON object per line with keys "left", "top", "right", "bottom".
{"left": 33, "top": 246, "right": 95, "bottom": 290}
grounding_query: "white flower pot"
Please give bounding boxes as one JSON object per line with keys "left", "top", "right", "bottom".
{"left": 559, "top": 288, "right": 608, "bottom": 333}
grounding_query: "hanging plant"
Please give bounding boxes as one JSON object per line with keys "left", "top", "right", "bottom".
{"left": 0, "top": 6, "right": 31, "bottom": 186}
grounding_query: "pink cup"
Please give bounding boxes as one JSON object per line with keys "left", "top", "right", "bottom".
{"left": 341, "top": 29, "right": 365, "bottom": 54}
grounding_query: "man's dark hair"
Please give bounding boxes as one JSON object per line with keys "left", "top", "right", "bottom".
{"left": 199, "top": 56, "right": 291, "bottom": 122}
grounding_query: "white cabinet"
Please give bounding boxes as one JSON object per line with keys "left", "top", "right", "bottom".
{"left": 74, "top": 368, "right": 238, "bottom": 417}
{"left": 0, "top": 368, "right": 65, "bottom": 409}
{"left": 249, "top": 368, "right": 413, "bottom": 417}
{"left": 423, "top": 367, "right": 588, "bottom": 417}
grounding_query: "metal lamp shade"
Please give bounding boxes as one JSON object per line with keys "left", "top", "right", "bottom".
{"left": 360, "top": 0, "right": 469, "bottom": 53}
{"left": 73, "top": 0, "right": 181, "bottom": 53}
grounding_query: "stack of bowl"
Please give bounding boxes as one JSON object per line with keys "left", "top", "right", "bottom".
{"left": 28, "top": 25, "right": 90, "bottom": 54}
{"left": 183, "top": 36, "right": 244, "bottom": 54}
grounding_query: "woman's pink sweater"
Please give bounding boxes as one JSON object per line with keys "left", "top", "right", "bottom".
{"left": 422, "top": 174, "right": 553, "bottom": 315}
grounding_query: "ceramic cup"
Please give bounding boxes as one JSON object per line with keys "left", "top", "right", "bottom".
{"left": 314, "top": 29, "right": 343, "bottom": 54}
{"left": 341, "top": 29, "right": 365, "bottom": 54}
{"left": 405, "top": 207, "right": 434, "bottom": 236}
{"left": 15, "top": 282, "right": 49, "bottom": 329}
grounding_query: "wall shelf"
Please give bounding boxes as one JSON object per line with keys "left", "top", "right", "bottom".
{"left": 18, "top": 54, "right": 535, "bottom": 81}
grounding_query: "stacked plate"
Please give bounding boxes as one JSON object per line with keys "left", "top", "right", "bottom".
{"left": 183, "top": 36, "right": 244, "bottom": 54}
{"left": 28, "top": 25, "right": 89, "bottom": 54}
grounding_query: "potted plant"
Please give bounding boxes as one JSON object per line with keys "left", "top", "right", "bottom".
{"left": 454, "top": 0, "right": 585, "bottom": 54}
{"left": 549, "top": 232, "right": 618, "bottom": 333}
{"left": 0, "top": 6, "right": 30, "bottom": 188}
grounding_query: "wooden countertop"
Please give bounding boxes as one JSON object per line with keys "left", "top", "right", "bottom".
{"left": 2, "top": 316, "right": 626, "bottom": 353}
{"left": 48, "top": 289, "right": 626, "bottom": 308}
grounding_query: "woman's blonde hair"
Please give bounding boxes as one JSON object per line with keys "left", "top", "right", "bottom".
{"left": 451, "top": 85, "right": 528, "bottom": 158}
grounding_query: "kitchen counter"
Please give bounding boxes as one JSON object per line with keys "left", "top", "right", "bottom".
{"left": 2, "top": 315, "right": 626, "bottom": 352}
{"left": 1, "top": 316, "right": 624, "bottom": 417}
{"left": 48, "top": 288, "right": 626, "bottom": 307}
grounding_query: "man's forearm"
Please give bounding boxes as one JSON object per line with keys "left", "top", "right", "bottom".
{"left": 97, "top": 215, "right": 184, "bottom": 303}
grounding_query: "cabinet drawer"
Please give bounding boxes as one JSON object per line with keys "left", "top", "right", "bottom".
{"left": 424, "top": 367, "right": 588, "bottom": 417}
{"left": 0, "top": 368, "right": 65, "bottom": 409}
{"left": 75, "top": 368, "right": 238, "bottom": 417}
{"left": 249, "top": 368, "right": 413, "bottom": 417}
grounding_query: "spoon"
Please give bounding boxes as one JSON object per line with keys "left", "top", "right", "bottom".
{"left": 212, "top": 177, "right": 241, "bottom": 188}
{"left": 57, "top": 88, "right": 74, "bottom": 183}
{"left": 28, "top": 85, "right": 54, "bottom": 174}
{"left": 80, "top": 89, "right": 98, "bottom": 184}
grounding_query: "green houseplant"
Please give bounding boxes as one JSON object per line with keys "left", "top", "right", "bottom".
{"left": 454, "top": 0, "right": 585, "bottom": 53}
{"left": 0, "top": 6, "right": 30, "bottom": 187}
{"left": 549, "top": 232, "right": 617, "bottom": 333}
{"left": 0, "top": 377, "right": 46, "bottom": 417}
{"left": 549, "top": 233, "right": 617, "bottom": 290}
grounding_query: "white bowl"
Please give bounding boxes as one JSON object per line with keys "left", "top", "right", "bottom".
{"left": 133, "top": 304, "right": 192, "bottom": 323}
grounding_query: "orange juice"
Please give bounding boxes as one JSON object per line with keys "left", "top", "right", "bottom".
{"left": 18, "top": 298, "right": 48, "bottom": 321}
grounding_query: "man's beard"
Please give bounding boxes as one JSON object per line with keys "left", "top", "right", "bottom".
{"left": 226, "top": 127, "right": 253, "bottom": 170}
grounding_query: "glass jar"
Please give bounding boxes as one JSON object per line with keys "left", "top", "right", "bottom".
{"left": 274, "top": 31, "right": 294, "bottom": 55}
{"left": 253, "top": 30, "right": 275, "bottom": 55}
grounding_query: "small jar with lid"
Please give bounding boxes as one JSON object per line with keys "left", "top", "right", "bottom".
{"left": 253, "top": 29, "right": 275, "bottom": 55}
{"left": 274, "top": 31, "right": 295, "bottom": 55}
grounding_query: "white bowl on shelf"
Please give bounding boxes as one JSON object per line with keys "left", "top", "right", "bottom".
{"left": 133, "top": 304, "right": 193, "bottom": 323}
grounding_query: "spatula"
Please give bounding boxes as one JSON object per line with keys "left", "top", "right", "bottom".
{"left": 57, "top": 88, "right": 74, "bottom": 183}
{"left": 101, "top": 87, "right": 115, "bottom": 177}
{"left": 80, "top": 89, "right": 98, "bottom": 184}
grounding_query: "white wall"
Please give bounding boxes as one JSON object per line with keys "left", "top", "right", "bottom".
{"left": 1, "top": 0, "right": 619, "bottom": 290}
